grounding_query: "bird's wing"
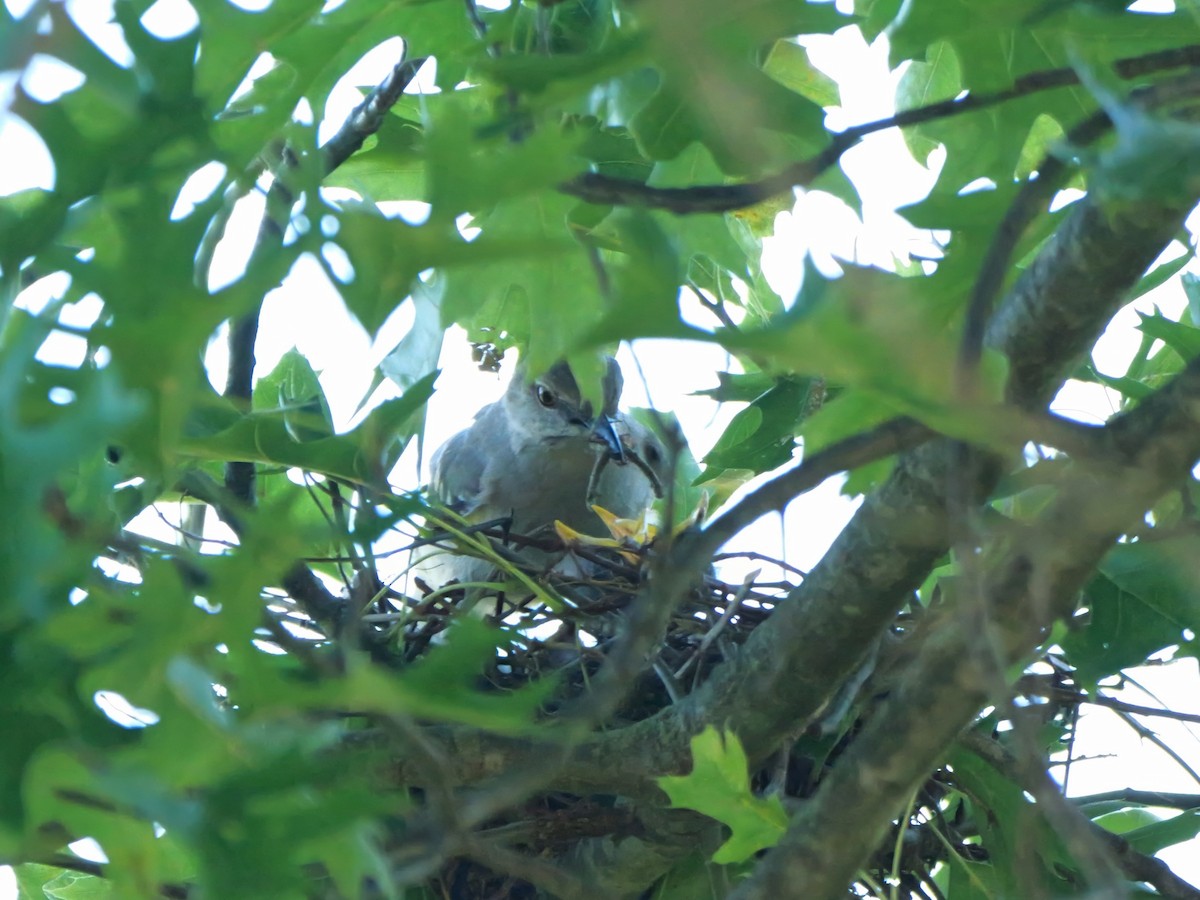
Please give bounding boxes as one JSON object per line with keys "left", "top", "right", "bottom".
{"left": 429, "top": 431, "right": 486, "bottom": 516}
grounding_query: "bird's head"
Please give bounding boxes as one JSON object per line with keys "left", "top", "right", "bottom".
{"left": 505, "top": 356, "right": 626, "bottom": 461}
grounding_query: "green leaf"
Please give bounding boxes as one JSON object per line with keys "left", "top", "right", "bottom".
{"left": 308, "top": 822, "right": 397, "bottom": 900}
{"left": 658, "top": 727, "right": 788, "bottom": 864}
{"left": 635, "top": 0, "right": 838, "bottom": 173}
{"left": 1015, "top": 112, "right": 1067, "bottom": 180}
{"left": 1092, "top": 807, "right": 1163, "bottom": 836}
{"left": 238, "top": 618, "right": 555, "bottom": 734}
{"left": 179, "top": 370, "right": 433, "bottom": 487}
{"left": 440, "top": 192, "right": 608, "bottom": 373}
{"left": 253, "top": 348, "right": 334, "bottom": 442}
{"left": 646, "top": 143, "right": 752, "bottom": 292}
{"left": 722, "top": 265, "right": 1010, "bottom": 445}
{"left": 763, "top": 39, "right": 839, "bottom": 107}
{"left": 1123, "top": 809, "right": 1200, "bottom": 855}
{"left": 324, "top": 103, "right": 426, "bottom": 201}
{"left": 696, "top": 370, "right": 778, "bottom": 403}
{"left": 426, "top": 95, "right": 583, "bottom": 221}
{"left": 0, "top": 189, "right": 65, "bottom": 274}
{"left": 1137, "top": 310, "right": 1200, "bottom": 361}
{"left": 38, "top": 868, "right": 114, "bottom": 899}
{"left": 571, "top": 117, "right": 656, "bottom": 184}
{"left": 0, "top": 316, "right": 143, "bottom": 622}
{"left": 1075, "top": 362, "right": 1155, "bottom": 403}
{"left": 1063, "top": 537, "right": 1200, "bottom": 687}
{"left": 585, "top": 209, "right": 692, "bottom": 344}
{"left": 896, "top": 41, "right": 962, "bottom": 165}
{"left": 15, "top": 862, "right": 62, "bottom": 899}
{"left": 476, "top": 32, "right": 647, "bottom": 97}
{"left": 329, "top": 206, "right": 468, "bottom": 336}
{"left": 1129, "top": 247, "right": 1190, "bottom": 304}
{"left": 947, "top": 742, "right": 1078, "bottom": 896}
{"left": 699, "top": 376, "right": 816, "bottom": 483}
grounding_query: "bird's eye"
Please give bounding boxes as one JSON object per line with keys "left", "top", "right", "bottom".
{"left": 535, "top": 385, "right": 556, "bottom": 408}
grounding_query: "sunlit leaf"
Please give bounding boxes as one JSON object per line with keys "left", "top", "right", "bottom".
{"left": 658, "top": 727, "right": 788, "bottom": 864}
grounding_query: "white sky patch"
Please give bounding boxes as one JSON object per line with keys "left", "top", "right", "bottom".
{"left": 94, "top": 690, "right": 160, "bottom": 729}
{"left": 18, "top": 54, "right": 85, "bottom": 103}
{"left": 66, "top": 0, "right": 133, "bottom": 68}
{"left": 170, "top": 161, "right": 228, "bottom": 220}
{"left": 141, "top": 0, "right": 198, "bottom": 39}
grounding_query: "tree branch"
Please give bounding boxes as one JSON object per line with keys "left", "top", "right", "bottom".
{"left": 222, "top": 50, "right": 426, "bottom": 504}
{"left": 321, "top": 55, "right": 428, "bottom": 174}
{"left": 213, "top": 51, "right": 426, "bottom": 630}
{"left": 657, "top": 183, "right": 1197, "bottom": 765}
{"left": 732, "top": 353, "right": 1200, "bottom": 899}
{"left": 561, "top": 45, "right": 1200, "bottom": 214}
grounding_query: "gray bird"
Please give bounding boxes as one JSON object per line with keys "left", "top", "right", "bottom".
{"left": 422, "top": 355, "right": 664, "bottom": 586}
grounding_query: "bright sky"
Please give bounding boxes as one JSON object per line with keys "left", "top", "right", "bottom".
{"left": 3, "top": 0, "right": 1200, "bottom": 894}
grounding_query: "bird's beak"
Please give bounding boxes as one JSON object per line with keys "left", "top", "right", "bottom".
{"left": 591, "top": 416, "right": 626, "bottom": 463}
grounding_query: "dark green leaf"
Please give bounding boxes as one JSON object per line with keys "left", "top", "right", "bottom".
{"left": 1063, "top": 537, "right": 1200, "bottom": 687}
{"left": 1137, "top": 310, "right": 1200, "bottom": 361}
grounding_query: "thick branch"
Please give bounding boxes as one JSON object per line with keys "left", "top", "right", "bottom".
{"left": 733, "top": 354, "right": 1200, "bottom": 899}
{"left": 635, "top": 181, "right": 1200, "bottom": 768}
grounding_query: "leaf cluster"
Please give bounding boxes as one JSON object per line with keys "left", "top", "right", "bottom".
{"left": 6, "top": 0, "right": 1200, "bottom": 898}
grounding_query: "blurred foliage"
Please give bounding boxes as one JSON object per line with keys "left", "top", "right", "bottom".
{"left": 3, "top": 0, "right": 1200, "bottom": 897}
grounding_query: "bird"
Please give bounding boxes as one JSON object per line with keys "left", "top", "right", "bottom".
{"left": 420, "top": 354, "right": 665, "bottom": 587}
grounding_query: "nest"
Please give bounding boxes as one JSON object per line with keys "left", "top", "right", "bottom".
{"left": 294, "top": 524, "right": 1011, "bottom": 898}
{"left": 369, "top": 522, "right": 794, "bottom": 718}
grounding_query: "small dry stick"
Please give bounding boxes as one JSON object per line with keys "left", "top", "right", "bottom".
{"left": 675, "top": 568, "right": 759, "bottom": 680}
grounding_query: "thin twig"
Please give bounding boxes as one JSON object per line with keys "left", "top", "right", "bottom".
{"left": 675, "top": 569, "right": 758, "bottom": 680}
{"left": 1113, "top": 708, "right": 1200, "bottom": 787}
{"left": 688, "top": 282, "right": 740, "bottom": 331}
{"left": 712, "top": 551, "right": 807, "bottom": 579}
{"left": 222, "top": 49, "right": 426, "bottom": 504}
{"left": 702, "top": 417, "right": 935, "bottom": 553}
{"left": 562, "top": 45, "right": 1200, "bottom": 214}
{"left": 1091, "top": 693, "right": 1200, "bottom": 725}
{"left": 963, "top": 732, "right": 1200, "bottom": 900}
